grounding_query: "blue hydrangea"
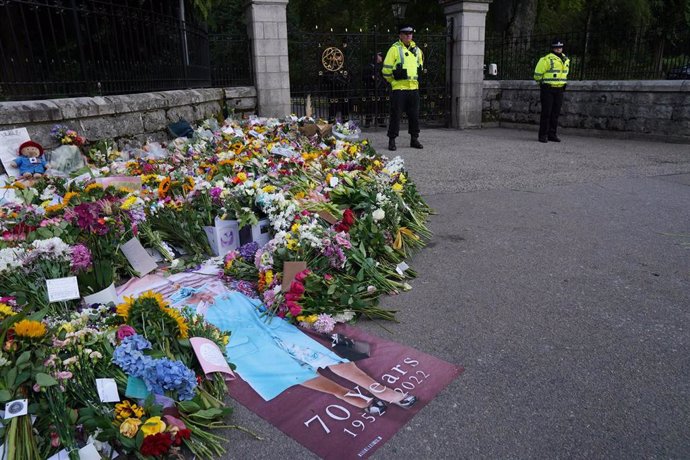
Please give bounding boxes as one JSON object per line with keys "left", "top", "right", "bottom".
{"left": 112, "top": 335, "right": 153, "bottom": 376}
{"left": 112, "top": 334, "right": 197, "bottom": 401}
{"left": 142, "top": 357, "right": 198, "bottom": 401}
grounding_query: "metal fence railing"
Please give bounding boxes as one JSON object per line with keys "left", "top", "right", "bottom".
{"left": 209, "top": 33, "right": 254, "bottom": 87}
{"left": 485, "top": 24, "right": 690, "bottom": 81}
{"left": 0, "top": 0, "right": 254, "bottom": 101}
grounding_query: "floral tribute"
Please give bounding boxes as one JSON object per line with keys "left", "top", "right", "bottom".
{"left": 0, "top": 115, "right": 432, "bottom": 457}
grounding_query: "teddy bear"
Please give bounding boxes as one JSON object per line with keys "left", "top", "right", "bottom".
{"left": 11, "top": 140, "right": 48, "bottom": 178}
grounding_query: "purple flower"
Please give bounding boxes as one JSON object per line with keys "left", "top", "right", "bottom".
{"left": 70, "top": 244, "right": 92, "bottom": 272}
{"left": 238, "top": 241, "right": 259, "bottom": 262}
{"left": 313, "top": 314, "right": 336, "bottom": 334}
{"left": 209, "top": 187, "right": 223, "bottom": 200}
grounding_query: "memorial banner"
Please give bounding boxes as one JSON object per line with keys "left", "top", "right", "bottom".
{"left": 226, "top": 324, "right": 462, "bottom": 459}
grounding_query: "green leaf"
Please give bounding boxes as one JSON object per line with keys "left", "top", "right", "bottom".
{"left": 15, "top": 351, "right": 31, "bottom": 366}
{"left": 5, "top": 367, "right": 17, "bottom": 389}
{"left": 0, "top": 389, "right": 12, "bottom": 402}
{"left": 189, "top": 408, "right": 225, "bottom": 420}
{"left": 35, "top": 373, "right": 58, "bottom": 388}
{"left": 177, "top": 400, "right": 201, "bottom": 414}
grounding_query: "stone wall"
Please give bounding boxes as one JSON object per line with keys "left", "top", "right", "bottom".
{"left": 483, "top": 80, "right": 690, "bottom": 142}
{"left": 0, "top": 87, "right": 256, "bottom": 148}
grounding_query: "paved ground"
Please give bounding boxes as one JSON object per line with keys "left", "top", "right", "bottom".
{"left": 221, "top": 128, "right": 690, "bottom": 459}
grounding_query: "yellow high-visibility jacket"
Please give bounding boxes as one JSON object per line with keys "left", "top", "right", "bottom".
{"left": 534, "top": 52, "right": 570, "bottom": 87}
{"left": 382, "top": 39, "right": 424, "bottom": 90}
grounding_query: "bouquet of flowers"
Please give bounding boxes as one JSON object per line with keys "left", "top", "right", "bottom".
{"left": 50, "top": 125, "right": 86, "bottom": 146}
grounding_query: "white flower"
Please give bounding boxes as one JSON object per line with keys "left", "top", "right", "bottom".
{"left": 372, "top": 208, "right": 385, "bottom": 221}
{"left": 31, "top": 237, "right": 70, "bottom": 259}
{"left": 0, "top": 247, "right": 25, "bottom": 273}
{"left": 329, "top": 176, "right": 339, "bottom": 187}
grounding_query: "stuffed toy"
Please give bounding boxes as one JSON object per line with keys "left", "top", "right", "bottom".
{"left": 11, "top": 140, "right": 48, "bottom": 178}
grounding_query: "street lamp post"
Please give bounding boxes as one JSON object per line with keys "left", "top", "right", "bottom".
{"left": 390, "top": 0, "right": 409, "bottom": 20}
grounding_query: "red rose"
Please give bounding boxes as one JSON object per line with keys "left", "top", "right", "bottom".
{"left": 140, "top": 432, "right": 173, "bottom": 456}
{"left": 286, "top": 301, "right": 302, "bottom": 316}
{"left": 342, "top": 209, "right": 355, "bottom": 226}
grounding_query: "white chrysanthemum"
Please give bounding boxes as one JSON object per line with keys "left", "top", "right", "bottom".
{"left": 372, "top": 208, "right": 385, "bottom": 221}
{"left": 0, "top": 247, "right": 26, "bottom": 273}
{"left": 31, "top": 237, "right": 71, "bottom": 259}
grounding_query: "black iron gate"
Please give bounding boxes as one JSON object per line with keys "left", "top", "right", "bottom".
{"left": 288, "top": 25, "right": 452, "bottom": 128}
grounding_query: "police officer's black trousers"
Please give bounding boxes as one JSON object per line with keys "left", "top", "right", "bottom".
{"left": 387, "top": 89, "right": 420, "bottom": 139}
{"left": 539, "top": 85, "right": 565, "bottom": 139}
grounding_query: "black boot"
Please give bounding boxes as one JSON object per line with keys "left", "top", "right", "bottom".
{"left": 388, "top": 138, "right": 397, "bottom": 151}
{"left": 410, "top": 137, "right": 423, "bottom": 149}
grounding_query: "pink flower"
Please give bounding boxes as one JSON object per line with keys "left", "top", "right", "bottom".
{"left": 324, "top": 274, "right": 333, "bottom": 281}
{"left": 286, "top": 301, "right": 302, "bottom": 316}
{"left": 33, "top": 383, "right": 41, "bottom": 392}
{"left": 55, "top": 371, "right": 73, "bottom": 380}
{"left": 50, "top": 432, "right": 60, "bottom": 448}
{"left": 117, "top": 325, "right": 136, "bottom": 341}
{"left": 284, "top": 292, "right": 300, "bottom": 302}
{"left": 289, "top": 281, "right": 305, "bottom": 296}
{"left": 294, "top": 269, "right": 311, "bottom": 283}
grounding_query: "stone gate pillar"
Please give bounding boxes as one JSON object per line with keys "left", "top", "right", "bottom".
{"left": 246, "top": 0, "right": 291, "bottom": 117}
{"left": 440, "top": 0, "right": 493, "bottom": 128}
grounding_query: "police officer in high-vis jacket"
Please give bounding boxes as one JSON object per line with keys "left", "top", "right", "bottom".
{"left": 534, "top": 38, "right": 570, "bottom": 143}
{"left": 382, "top": 24, "right": 424, "bottom": 151}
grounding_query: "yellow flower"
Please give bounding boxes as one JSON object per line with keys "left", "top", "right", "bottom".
{"left": 265, "top": 270, "right": 274, "bottom": 285}
{"left": 115, "top": 400, "right": 145, "bottom": 421}
{"left": 162, "top": 306, "right": 189, "bottom": 339}
{"left": 141, "top": 291, "right": 167, "bottom": 307}
{"left": 13, "top": 320, "right": 46, "bottom": 339}
{"left": 84, "top": 183, "right": 104, "bottom": 193}
{"left": 290, "top": 222, "right": 300, "bottom": 233}
{"left": 225, "top": 258, "right": 234, "bottom": 270}
{"left": 306, "top": 315, "right": 318, "bottom": 323}
{"left": 236, "top": 172, "right": 247, "bottom": 182}
{"left": 392, "top": 183, "right": 403, "bottom": 192}
{"left": 62, "top": 191, "right": 78, "bottom": 205}
{"left": 119, "top": 418, "right": 142, "bottom": 438}
{"left": 262, "top": 185, "right": 276, "bottom": 193}
{"left": 44, "top": 203, "right": 65, "bottom": 214}
{"left": 399, "top": 173, "right": 407, "bottom": 184}
{"left": 348, "top": 145, "right": 357, "bottom": 155}
{"left": 116, "top": 297, "right": 134, "bottom": 319}
{"left": 120, "top": 195, "right": 138, "bottom": 210}
{"left": 294, "top": 192, "right": 305, "bottom": 200}
{"left": 140, "top": 416, "right": 166, "bottom": 437}
{"left": 0, "top": 304, "right": 15, "bottom": 319}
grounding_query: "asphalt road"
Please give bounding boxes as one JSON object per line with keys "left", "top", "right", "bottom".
{"left": 220, "top": 127, "right": 690, "bottom": 459}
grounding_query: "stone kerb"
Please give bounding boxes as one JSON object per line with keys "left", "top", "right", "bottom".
{"left": 0, "top": 87, "right": 257, "bottom": 148}
{"left": 482, "top": 80, "right": 690, "bottom": 142}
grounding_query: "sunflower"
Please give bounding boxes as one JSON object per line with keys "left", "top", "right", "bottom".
{"left": 158, "top": 177, "right": 171, "bottom": 198}
{"left": 182, "top": 177, "right": 196, "bottom": 194}
{"left": 116, "top": 296, "right": 135, "bottom": 320}
{"left": 44, "top": 203, "right": 65, "bottom": 214}
{"left": 13, "top": 319, "right": 47, "bottom": 339}
{"left": 62, "top": 191, "right": 79, "bottom": 205}
{"left": 161, "top": 306, "right": 189, "bottom": 339}
{"left": 140, "top": 291, "right": 167, "bottom": 307}
{"left": 84, "top": 183, "right": 104, "bottom": 193}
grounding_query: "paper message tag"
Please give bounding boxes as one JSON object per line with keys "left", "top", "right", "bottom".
{"left": 317, "top": 210, "right": 339, "bottom": 225}
{"left": 78, "top": 443, "right": 101, "bottom": 460}
{"left": 125, "top": 376, "right": 150, "bottom": 399}
{"left": 46, "top": 277, "right": 80, "bottom": 302}
{"left": 120, "top": 237, "right": 158, "bottom": 276}
{"left": 46, "top": 450, "right": 70, "bottom": 460}
{"left": 282, "top": 260, "right": 308, "bottom": 292}
{"left": 96, "top": 378, "right": 120, "bottom": 403}
{"left": 190, "top": 337, "right": 235, "bottom": 382}
{"left": 0, "top": 128, "right": 30, "bottom": 177}
{"left": 4, "top": 399, "right": 27, "bottom": 419}
{"left": 395, "top": 261, "right": 410, "bottom": 276}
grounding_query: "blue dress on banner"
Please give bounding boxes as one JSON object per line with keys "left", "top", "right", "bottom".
{"left": 202, "top": 291, "right": 347, "bottom": 400}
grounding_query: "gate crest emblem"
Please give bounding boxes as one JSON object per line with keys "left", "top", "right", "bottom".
{"left": 321, "top": 47, "right": 344, "bottom": 71}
